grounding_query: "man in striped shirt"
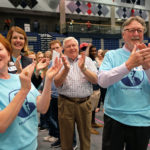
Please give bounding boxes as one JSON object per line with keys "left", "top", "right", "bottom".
{"left": 54, "top": 37, "right": 98, "bottom": 150}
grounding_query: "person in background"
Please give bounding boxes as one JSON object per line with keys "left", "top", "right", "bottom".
{"left": 24, "top": 51, "right": 36, "bottom": 62}
{"left": 88, "top": 45, "right": 103, "bottom": 133}
{"left": 98, "top": 16, "right": 150, "bottom": 150}
{"left": 36, "top": 51, "right": 44, "bottom": 63}
{"left": 44, "top": 50, "right": 52, "bottom": 61}
{"left": 54, "top": 37, "right": 98, "bottom": 150}
{"left": 42, "top": 40, "right": 63, "bottom": 144}
{"left": 95, "top": 49, "right": 108, "bottom": 113}
{"left": 0, "top": 33, "right": 62, "bottom": 150}
{"left": 86, "top": 21, "right": 91, "bottom": 31}
{"left": 95, "top": 49, "right": 108, "bottom": 67}
{"left": 3, "top": 18, "right": 11, "bottom": 31}
{"left": 7, "top": 26, "right": 49, "bottom": 88}
{"left": 40, "top": 40, "right": 78, "bottom": 149}
{"left": 69, "top": 19, "right": 74, "bottom": 32}
{"left": 37, "top": 51, "right": 50, "bottom": 130}
{"left": 80, "top": 43, "right": 103, "bottom": 135}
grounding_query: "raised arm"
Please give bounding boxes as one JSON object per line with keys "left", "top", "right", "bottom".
{"left": 36, "top": 57, "right": 62, "bottom": 114}
{"left": 54, "top": 56, "right": 70, "bottom": 87}
{"left": 78, "top": 53, "right": 98, "bottom": 84}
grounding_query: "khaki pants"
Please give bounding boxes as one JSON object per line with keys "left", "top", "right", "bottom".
{"left": 90, "top": 90, "right": 101, "bottom": 111}
{"left": 58, "top": 96, "right": 92, "bottom": 150}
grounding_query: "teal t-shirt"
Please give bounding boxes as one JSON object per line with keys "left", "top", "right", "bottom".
{"left": 0, "top": 74, "right": 40, "bottom": 150}
{"left": 100, "top": 48, "right": 150, "bottom": 126}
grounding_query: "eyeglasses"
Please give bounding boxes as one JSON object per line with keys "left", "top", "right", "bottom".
{"left": 124, "top": 28, "right": 144, "bottom": 34}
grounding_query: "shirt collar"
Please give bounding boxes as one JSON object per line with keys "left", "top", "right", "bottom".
{"left": 123, "top": 45, "right": 131, "bottom": 52}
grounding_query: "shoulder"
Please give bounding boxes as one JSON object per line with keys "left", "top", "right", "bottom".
{"left": 9, "top": 73, "right": 20, "bottom": 80}
{"left": 105, "top": 48, "right": 124, "bottom": 57}
{"left": 85, "top": 56, "right": 93, "bottom": 62}
{"left": 21, "top": 55, "right": 32, "bottom": 68}
{"left": 21, "top": 55, "right": 32, "bottom": 62}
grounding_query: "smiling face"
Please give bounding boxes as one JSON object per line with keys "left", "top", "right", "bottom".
{"left": 0, "top": 42, "right": 10, "bottom": 72}
{"left": 64, "top": 38, "right": 79, "bottom": 60}
{"left": 122, "top": 20, "right": 144, "bottom": 51}
{"left": 10, "top": 31, "right": 25, "bottom": 52}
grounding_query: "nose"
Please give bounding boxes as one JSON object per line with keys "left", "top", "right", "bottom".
{"left": 133, "top": 30, "right": 139, "bottom": 35}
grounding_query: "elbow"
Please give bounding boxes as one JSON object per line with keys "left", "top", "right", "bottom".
{"left": 0, "top": 125, "right": 7, "bottom": 133}
{"left": 98, "top": 79, "right": 108, "bottom": 88}
{"left": 38, "top": 106, "right": 49, "bottom": 114}
{"left": 39, "top": 104, "right": 50, "bottom": 114}
{"left": 0, "top": 129, "right": 6, "bottom": 133}
{"left": 40, "top": 110, "right": 47, "bottom": 114}
{"left": 100, "top": 84, "right": 108, "bottom": 88}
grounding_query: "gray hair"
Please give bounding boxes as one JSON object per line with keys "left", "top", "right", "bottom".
{"left": 121, "top": 16, "right": 146, "bottom": 33}
{"left": 63, "top": 37, "right": 79, "bottom": 48}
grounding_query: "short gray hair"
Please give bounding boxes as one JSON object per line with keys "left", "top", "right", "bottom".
{"left": 63, "top": 37, "right": 79, "bottom": 48}
{"left": 121, "top": 16, "right": 146, "bottom": 33}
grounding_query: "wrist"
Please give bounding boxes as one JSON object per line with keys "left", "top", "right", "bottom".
{"left": 81, "top": 67, "right": 87, "bottom": 72}
{"left": 125, "top": 61, "right": 133, "bottom": 71}
{"left": 20, "top": 88, "right": 30, "bottom": 95}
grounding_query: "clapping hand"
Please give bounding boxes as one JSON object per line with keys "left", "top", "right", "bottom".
{"left": 137, "top": 43, "right": 150, "bottom": 70}
{"left": 36, "top": 58, "right": 50, "bottom": 71}
{"left": 46, "top": 57, "right": 62, "bottom": 81}
{"left": 78, "top": 52, "right": 86, "bottom": 71}
{"left": 15, "top": 56, "right": 22, "bottom": 74}
{"left": 126, "top": 45, "right": 144, "bottom": 70}
{"left": 19, "top": 62, "right": 36, "bottom": 92}
{"left": 61, "top": 55, "right": 70, "bottom": 71}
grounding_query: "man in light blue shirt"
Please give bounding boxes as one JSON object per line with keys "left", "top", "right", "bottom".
{"left": 98, "top": 16, "right": 150, "bottom": 150}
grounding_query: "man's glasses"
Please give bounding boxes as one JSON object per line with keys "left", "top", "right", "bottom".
{"left": 124, "top": 28, "right": 144, "bottom": 34}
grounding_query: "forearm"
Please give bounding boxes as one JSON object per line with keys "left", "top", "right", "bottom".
{"left": 54, "top": 68, "right": 69, "bottom": 87}
{"left": 81, "top": 68, "right": 98, "bottom": 84}
{"left": 0, "top": 89, "right": 29, "bottom": 133}
{"left": 36, "top": 77, "right": 51, "bottom": 114}
{"left": 98, "top": 63, "right": 129, "bottom": 88}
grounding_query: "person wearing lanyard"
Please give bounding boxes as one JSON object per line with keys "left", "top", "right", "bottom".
{"left": 0, "top": 34, "right": 62, "bottom": 150}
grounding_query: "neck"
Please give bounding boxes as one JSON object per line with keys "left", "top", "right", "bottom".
{"left": 0, "top": 71, "right": 10, "bottom": 79}
{"left": 12, "top": 49, "right": 21, "bottom": 58}
{"left": 124, "top": 44, "right": 134, "bottom": 52}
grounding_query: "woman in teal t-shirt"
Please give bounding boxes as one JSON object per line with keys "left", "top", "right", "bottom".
{"left": 0, "top": 34, "right": 62, "bottom": 150}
